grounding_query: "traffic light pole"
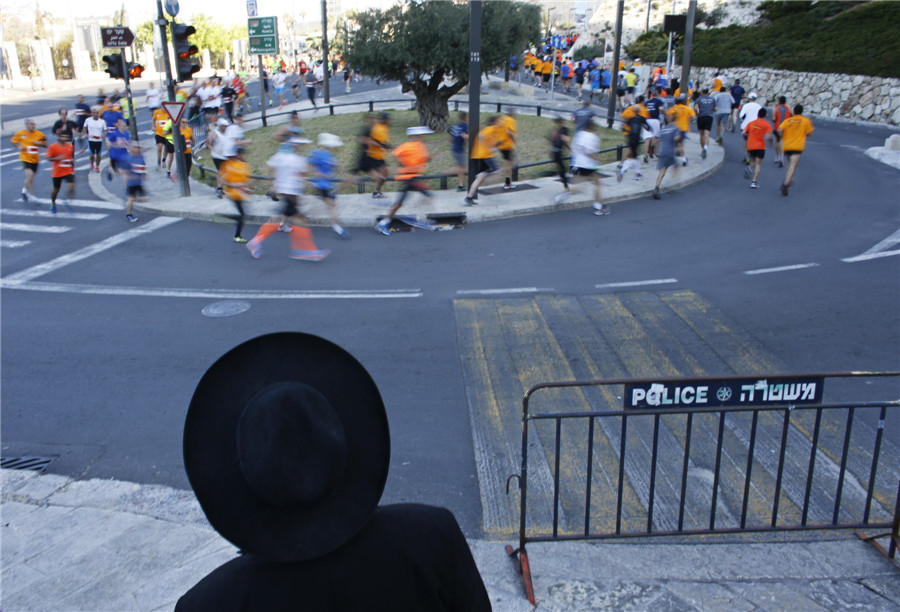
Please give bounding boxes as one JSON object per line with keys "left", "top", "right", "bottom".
{"left": 156, "top": 0, "right": 190, "bottom": 196}
{"left": 122, "top": 56, "right": 139, "bottom": 142}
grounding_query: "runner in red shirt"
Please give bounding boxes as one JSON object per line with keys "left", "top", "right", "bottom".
{"left": 772, "top": 95, "right": 792, "bottom": 168}
{"left": 375, "top": 126, "right": 433, "bottom": 236}
{"left": 45, "top": 131, "right": 76, "bottom": 214}
{"left": 742, "top": 108, "right": 773, "bottom": 189}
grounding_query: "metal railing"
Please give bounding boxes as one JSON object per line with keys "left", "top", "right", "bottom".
{"left": 505, "top": 372, "right": 900, "bottom": 604}
{"left": 185, "top": 97, "right": 625, "bottom": 191}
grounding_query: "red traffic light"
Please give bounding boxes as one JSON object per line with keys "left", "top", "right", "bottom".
{"left": 128, "top": 64, "right": 145, "bottom": 78}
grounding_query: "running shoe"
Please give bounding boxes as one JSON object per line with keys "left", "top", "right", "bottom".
{"left": 653, "top": 186, "right": 661, "bottom": 200}
{"left": 553, "top": 191, "right": 570, "bottom": 205}
{"left": 333, "top": 225, "right": 350, "bottom": 239}
{"left": 290, "top": 249, "right": 330, "bottom": 261}
{"left": 463, "top": 196, "right": 478, "bottom": 206}
{"left": 374, "top": 220, "right": 391, "bottom": 236}
{"left": 21, "top": 191, "right": 28, "bottom": 202}
{"left": 634, "top": 173, "right": 643, "bottom": 180}
{"left": 247, "top": 240, "right": 263, "bottom": 259}
{"left": 777, "top": 160, "right": 784, "bottom": 168}
{"left": 50, "top": 204, "right": 57, "bottom": 214}
{"left": 716, "top": 137, "right": 723, "bottom": 145}
{"left": 216, "top": 187, "right": 224, "bottom": 199}
{"left": 616, "top": 168, "right": 624, "bottom": 183}
{"left": 372, "top": 191, "right": 386, "bottom": 199}
{"left": 233, "top": 236, "right": 248, "bottom": 243}
{"left": 127, "top": 214, "right": 138, "bottom": 222}
{"left": 781, "top": 183, "right": 789, "bottom": 196}
{"left": 750, "top": 181, "right": 759, "bottom": 189}
{"left": 278, "top": 223, "right": 292, "bottom": 233}
{"left": 593, "top": 203, "right": 611, "bottom": 215}
{"left": 701, "top": 148, "right": 707, "bottom": 159}
{"left": 456, "top": 185, "right": 466, "bottom": 192}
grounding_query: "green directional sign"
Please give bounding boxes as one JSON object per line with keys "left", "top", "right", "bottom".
{"left": 248, "top": 16, "right": 278, "bottom": 54}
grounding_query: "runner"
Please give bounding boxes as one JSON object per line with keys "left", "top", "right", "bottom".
{"left": 83, "top": 107, "right": 107, "bottom": 172}
{"left": 103, "top": 103, "right": 124, "bottom": 135}
{"left": 497, "top": 111, "right": 517, "bottom": 190}
{"left": 179, "top": 117, "right": 194, "bottom": 176}
{"left": 693, "top": 88, "right": 716, "bottom": 159}
{"left": 11, "top": 119, "right": 47, "bottom": 202}
{"left": 667, "top": 97, "right": 696, "bottom": 166}
{"left": 742, "top": 108, "right": 773, "bottom": 189}
{"left": 343, "top": 63, "right": 352, "bottom": 93}
{"left": 206, "top": 118, "right": 231, "bottom": 198}
{"left": 220, "top": 77, "right": 236, "bottom": 121}
{"left": 307, "top": 132, "right": 350, "bottom": 239}
{"left": 738, "top": 92, "right": 763, "bottom": 164}
{"left": 644, "top": 89, "right": 664, "bottom": 158}
{"left": 618, "top": 96, "right": 649, "bottom": 182}
{"left": 162, "top": 118, "right": 177, "bottom": 181}
{"left": 588, "top": 62, "right": 601, "bottom": 103}
{"left": 73, "top": 95, "right": 92, "bottom": 154}
{"left": 776, "top": 104, "right": 814, "bottom": 196}
{"left": 152, "top": 104, "right": 171, "bottom": 169}
{"left": 448, "top": 111, "right": 469, "bottom": 192}
{"left": 375, "top": 126, "right": 434, "bottom": 236}
{"left": 713, "top": 86, "right": 733, "bottom": 145}
{"left": 272, "top": 68, "right": 288, "bottom": 109}
{"left": 728, "top": 79, "right": 746, "bottom": 133}
{"left": 570, "top": 121, "right": 610, "bottom": 215}
{"left": 116, "top": 141, "right": 148, "bottom": 223}
{"left": 652, "top": 114, "right": 683, "bottom": 200}
{"left": 772, "top": 95, "right": 792, "bottom": 168}
{"left": 219, "top": 147, "right": 251, "bottom": 242}
{"left": 305, "top": 68, "right": 318, "bottom": 110}
{"left": 105, "top": 117, "right": 131, "bottom": 181}
{"left": 52, "top": 108, "right": 77, "bottom": 139}
{"left": 246, "top": 138, "right": 330, "bottom": 261}
{"left": 463, "top": 116, "right": 503, "bottom": 206}
{"left": 549, "top": 116, "right": 572, "bottom": 204}
{"left": 360, "top": 112, "right": 391, "bottom": 199}
{"left": 624, "top": 67, "right": 639, "bottom": 105}
{"left": 45, "top": 130, "right": 76, "bottom": 214}
{"left": 145, "top": 83, "right": 162, "bottom": 115}
{"left": 232, "top": 73, "right": 251, "bottom": 116}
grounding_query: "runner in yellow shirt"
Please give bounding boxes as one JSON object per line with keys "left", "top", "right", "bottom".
{"left": 152, "top": 106, "right": 171, "bottom": 169}
{"left": 776, "top": 104, "right": 814, "bottom": 196}
{"left": 667, "top": 98, "right": 696, "bottom": 165}
{"left": 463, "top": 116, "right": 504, "bottom": 206}
{"left": 497, "top": 111, "right": 517, "bottom": 190}
{"left": 219, "top": 148, "right": 252, "bottom": 243}
{"left": 10, "top": 118, "right": 47, "bottom": 201}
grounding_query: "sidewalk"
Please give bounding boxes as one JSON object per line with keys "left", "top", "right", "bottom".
{"left": 3, "top": 468, "right": 898, "bottom": 611}
{"left": 87, "top": 82, "right": 725, "bottom": 229}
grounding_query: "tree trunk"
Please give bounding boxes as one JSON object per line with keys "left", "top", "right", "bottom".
{"left": 413, "top": 88, "right": 453, "bottom": 132}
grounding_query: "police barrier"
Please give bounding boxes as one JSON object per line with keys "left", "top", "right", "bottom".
{"left": 505, "top": 372, "right": 900, "bottom": 605}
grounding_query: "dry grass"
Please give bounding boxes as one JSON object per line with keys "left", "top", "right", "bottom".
{"left": 192, "top": 110, "right": 626, "bottom": 195}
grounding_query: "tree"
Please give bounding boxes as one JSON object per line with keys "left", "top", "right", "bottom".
{"left": 346, "top": 1, "right": 541, "bottom": 131}
{"left": 135, "top": 20, "right": 155, "bottom": 49}
{"left": 189, "top": 14, "right": 240, "bottom": 68}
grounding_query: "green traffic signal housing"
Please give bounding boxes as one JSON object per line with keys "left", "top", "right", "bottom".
{"left": 103, "top": 54, "right": 124, "bottom": 79}
{"left": 172, "top": 23, "right": 200, "bottom": 82}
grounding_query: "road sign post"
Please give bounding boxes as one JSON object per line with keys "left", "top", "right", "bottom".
{"left": 100, "top": 28, "right": 139, "bottom": 142}
{"left": 249, "top": 16, "right": 278, "bottom": 128}
{"left": 156, "top": 0, "right": 190, "bottom": 196}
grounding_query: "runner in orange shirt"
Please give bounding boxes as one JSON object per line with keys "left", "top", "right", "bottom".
{"left": 463, "top": 116, "right": 504, "bottom": 206}
{"left": 776, "top": 104, "right": 814, "bottom": 196}
{"left": 771, "top": 95, "right": 793, "bottom": 168}
{"left": 219, "top": 148, "right": 252, "bottom": 242}
{"left": 10, "top": 118, "right": 47, "bottom": 202}
{"left": 666, "top": 98, "right": 696, "bottom": 165}
{"left": 497, "top": 111, "right": 517, "bottom": 190}
{"left": 152, "top": 106, "right": 171, "bottom": 169}
{"left": 742, "top": 108, "right": 773, "bottom": 189}
{"left": 375, "top": 126, "right": 434, "bottom": 236}
{"left": 45, "top": 131, "right": 76, "bottom": 214}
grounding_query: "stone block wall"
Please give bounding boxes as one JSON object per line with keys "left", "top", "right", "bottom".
{"left": 681, "top": 66, "right": 900, "bottom": 126}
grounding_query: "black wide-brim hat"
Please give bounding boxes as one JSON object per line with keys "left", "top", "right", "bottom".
{"left": 183, "top": 332, "right": 390, "bottom": 562}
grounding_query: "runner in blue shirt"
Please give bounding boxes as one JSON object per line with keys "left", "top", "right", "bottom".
{"left": 644, "top": 90, "right": 664, "bottom": 157}
{"left": 448, "top": 112, "right": 469, "bottom": 191}
{"left": 105, "top": 118, "right": 130, "bottom": 180}
{"left": 307, "top": 132, "right": 345, "bottom": 235}
{"left": 114, "top": 141, "right": 147, "bottom": 222}
{"left": 103, "top": 106, "right": 124, "bottom": 134}
{"left": 600, "top": 67, "right": 612, "bottom": 101}
{"left": 589, "top": 65, "right": 601, "bottom": 103}
{"left": 728, "top": 80, "right": 745, "bottom": 133}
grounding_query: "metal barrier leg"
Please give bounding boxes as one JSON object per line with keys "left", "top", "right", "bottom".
{"left": 505, "top": 545, "right": 536, "bottom": 606}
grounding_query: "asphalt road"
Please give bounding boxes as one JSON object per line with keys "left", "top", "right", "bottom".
{"left": 2, "top": 90, "right": 898, "bottom": 537}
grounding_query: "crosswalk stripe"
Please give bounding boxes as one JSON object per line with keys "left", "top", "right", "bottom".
{"left": 0, "top": 222, "right": 72, "bottom": 233}
{"left": 0, "top": 240, "right": 32, "bottom": 248}
{"left": 16, "top": 197, "right": 123, "bottom": 211}
{"left": 1, "top": 209, "right": 108, "bottom": 221}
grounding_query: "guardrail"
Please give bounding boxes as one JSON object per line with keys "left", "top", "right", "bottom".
{"left": 504, "top": 372, "right": 900, "bottom": 604}
{"left": 187, "top": 97, "right": 626, "bottom": 192}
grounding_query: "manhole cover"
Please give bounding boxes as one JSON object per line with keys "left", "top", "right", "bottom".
{"left": 1, "top": 456, "right": 58, "bottom": 472}
{"left": 201, "top": 300, "right": 252, "bottom": 317}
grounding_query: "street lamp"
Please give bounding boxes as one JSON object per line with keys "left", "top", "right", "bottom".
{"left": 546, "top": 6, "right": 555, "bottom": 38}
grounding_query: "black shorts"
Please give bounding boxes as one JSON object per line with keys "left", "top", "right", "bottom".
{"left": 316, "top": 187, "right": 337, "bottom": 200}
{"left": 731, "top": 102, "right": 740, "bottom": 110}
{"left": 542, "top": 73, "right": 550, "bottom": 83}
{"left": 626, "top": 86, "right": 635, "bottom": 94}
{"left": 52, "top": 175, "right": 74, "bottom": 188}
{"left": 279, "top": 193, "right": 301, "bottom": 217}
{"left": 617, "top": 88, "right": 626, "bottom": 97}
{"left": 573, "top": 167, "right": 597, "bottom": 176}
{"left": 500, "top": 149, "right": 514, "bottom": 161}
{"left": 22, "top": 161, "right": 38, "bottom": 172}
{"left": 155, "top": 134, "right": 168, "bottom": 145}
{"left": 697, "top": 116, "right": 714, "bottom": 131}
{"left": 212, "top": 157, "right": 225, "bottom": 170}
{"left": 89, "top": 141, "right": 103, "bottom": 154}
{"left": 773, "top": 131, "right": 782, "bottom": 141}
{"left": 126, "top": 184, "right": 146, "bottom": 197}
{"left": 164, "top": 141, "right": 175, "bottom": 154}
{"left": 785, "top": 150, "right": 803, "bottom": 157}
{"left": 748, "top": 149, "right": 765, "bottom": 159}
{"left": 359, "top": 156, "right": 386, "bottom": 173}
{"left": 626, "top": 133, "right": 641, "bottom": 156}
{"left": 473, "top": 157, "right": 498, "bottom": 175}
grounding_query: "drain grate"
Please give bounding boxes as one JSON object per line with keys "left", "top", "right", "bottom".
{"left": 1, "top": 456, "right": 58, "bottom": 472}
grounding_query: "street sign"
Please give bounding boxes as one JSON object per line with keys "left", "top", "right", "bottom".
{"left": 164, "top": 0, "right": 180, "bottom": 18}
{"left": 248, "top": 16, "right": 278, "bottom": 55}
{"left": 100, "top": 27, "right": 136, "bottom": 49}
{"left": 624, "top": 376, "right": 825, "bottom": 410}
{"left": 247, "top": 0, "right": 258, "bottom": 17}
{"left": 162, "top": 101, "right": 186, "bottom": 124}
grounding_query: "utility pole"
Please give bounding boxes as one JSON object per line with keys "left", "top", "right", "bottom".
{"left": 258, "top": 56, "right": 267, "bottom": 126}
{"left": 321, "top": 0, "right": 330, "bottom": 105}
{"left": 680, "top": 0, "right": 696, "bottom": 99}
{"left": 607, "top": 0, "right": 624, "bottom": 128}
{"left": 155, "top": 0, "right": 190, "bottom": 196}
{"left": 467, "top": 0, "right": 482, "bottom": 192}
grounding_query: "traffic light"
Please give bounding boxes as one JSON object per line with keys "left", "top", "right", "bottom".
{"left": 172, "top": 23, "right": 200, "bottom": 82}
{"left": 103, "top": 54, "right": 124, "bottom": 79}
{"left": 127, "top": 62, "right": 145, "bottom": 79}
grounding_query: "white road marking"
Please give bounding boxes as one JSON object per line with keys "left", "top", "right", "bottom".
{"left": 1, "top": 240, "right": 32, "bottom": 248}
{"left": 595, "top": 278, "right": 678, "bottom": 289}
{"left": 0, "top": 222, "right": 72, "bottom": 234}
{"left": 842, "top": 250, "right": 900, "bottom": 263}
{"left": 2, "top": 282, "right": 424, "bottom": 299}
{"left": 1, "top": 209, "right": 108, "bottom": 221}
{"left": 743, "top": 263, "right": 819, "bottom": 275}
{"left": 456, "top": 287, "right": 554, "bottom": 295}
{"left": 15, "top": 197, "right": 124, "bottom": 211}
{"left": 1, "top": 216, "right": 182, "bottom": 285}
{"left": 841, "top": 228, "right": 900, "bottom": 262}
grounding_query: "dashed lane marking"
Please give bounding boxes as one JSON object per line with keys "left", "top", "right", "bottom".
{"left": 0, "top": 240, "right": 31, "bottom": 248}
{"left": 743, "top": 263, "right": 819, "bottom": 275}
{"left": 595, "top": 278, "right": 678, "bottom": 289}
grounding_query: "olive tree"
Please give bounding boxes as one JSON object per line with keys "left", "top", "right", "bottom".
{"left": 346, "top": 1, "right": 541, "bottom": 131}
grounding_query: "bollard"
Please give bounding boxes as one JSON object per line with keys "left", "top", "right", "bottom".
{"left": 536, "top": 106, "right": 542, "bottom": 117}
{"left": 369, "top": 101, "right": 374, "bottom": 112}
{"left": 616, "top": 145, "right": 623, "bottom": 161}
{"left": 512, "top": 166, "right": 519, "bottom": 182}
{"left": 440, "top": 176, "right": 448, "bottom": 190}
{"left": 329, "top": 105, "right": 335, "bottom": 115}
{"left": 497, "top": 103, "right": 502, "bottom": 112}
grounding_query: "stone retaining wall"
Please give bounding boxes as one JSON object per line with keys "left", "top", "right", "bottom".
{"left": 680, "top": 66, "right": 900, "bottom": 126}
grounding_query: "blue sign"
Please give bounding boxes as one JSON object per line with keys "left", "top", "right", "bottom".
{"left": 164, "top": 0, "right": 179, "bottom": 17}
{"left": 552, "top": 36, "right": 562, "bottom": 49}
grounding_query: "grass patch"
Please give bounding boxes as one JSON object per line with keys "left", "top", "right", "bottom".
{"left": 193, "top": 110, "right": 625, "bottom": 195}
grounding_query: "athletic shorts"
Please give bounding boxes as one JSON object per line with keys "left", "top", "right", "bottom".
{"left": 22, "top": 161, "right": 38, "bottom": 172}
{"left": 697, "top": 116, "right": 713, "bottom": 131}
{"left": 590, "top": 84, "right": 600, "bottom": 93}
{"left": 359, "top": 156, "right": 386, "bottom": 173}
{"left": 500, "top": 149, "right": 514, "bottom": 161}
{"left": 164, "top": 141, "right": 175, "bottom": 154}
{"left": 275, "top": 86, "right": 285, "bottom": 94}
{"left": 657, "top": 155, "right": 677, "bottom": 170}
{"left": 126, "top": 184, "right": 146, "bottom": 197}
{"left": 617, "top": 89, "right": 626, "bottom": 97}
{"left": 316, "top": 187, "right": 337, "bottom": 200}
{"left": 473, "top": 157, "right": 498, "bottom": 175}
{"left": 716, "top": 113, "right": 729, "bottom": 125}
{"left": 212, "top": 157, "right": 225, "bottom": 170}
{"left": 626, "top": 86, "right": 635, "bottom": 94}
{"left": 452, "top": 150, "right": 466, "bottom": 168}
{"left": 89, "top": 141, "right": 103, "bottom": 154}
{"left": 155, "top": 134, "right": 168, "bottom": 145}
{"left": 542, "top": 74, "right": 550, "bottom": 83}
{"left": 646, "top": 118, "right": 661, "bottom": 137}
{"left": 573, "top": 167, "right": 598, "bottom": 176}
{"left": 785, "top": 150, "right": 803, "bottom": 157}
{"left": 279, "top": 193, "right": 300, "bottom": 217}
{"left": 626, "top": 134, "right": 641, "bottom": 156}
{"left": 773, "top": 131, "right": 782, "bottom": 141}
{"left": 52, "top": 174, "right": 74, "bottom": 188}
{"left": 748, "top": 149, "right": 765, "bottom": 159}
{"left": 400, "top": 178, "right": 430, "bottom": 196}
{"left": 731, "top": 102, "right": 740, "bottom": 110}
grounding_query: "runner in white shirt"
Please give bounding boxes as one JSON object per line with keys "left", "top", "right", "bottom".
{"left": 223, "top": 115, "right": 251, "bottom": 157}
{"left": 207, "top": 118, "right": 231, "bottom": 197}
{"left": 82, "top": 107, "right": 108, "bottom": 172}
{"left": 570, "top": 121, "right": 610, "bottom": 216}
{"left": 146, "top": 83, "right": 162, "bottom": 112}
{"left": 272, "top": 69, "right": 288, "bottom": 109}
